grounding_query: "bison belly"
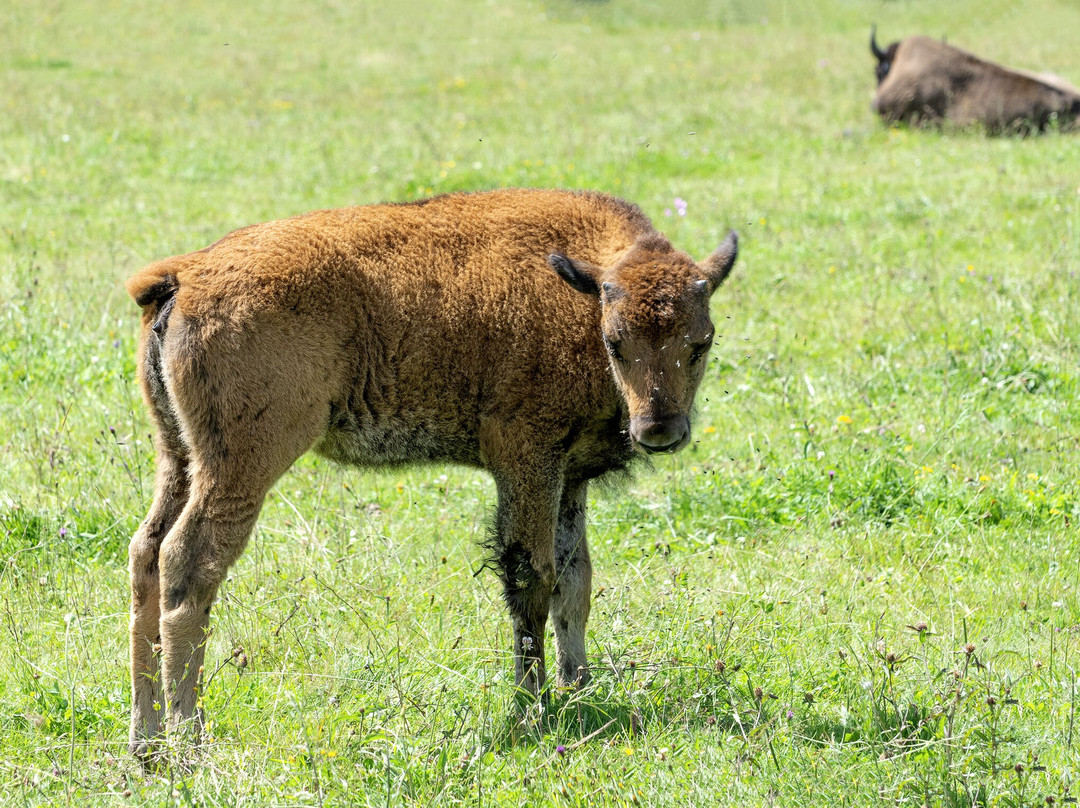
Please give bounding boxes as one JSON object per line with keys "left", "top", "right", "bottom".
{"left": 314, "top": 399, "right": 482, "bottom": 468}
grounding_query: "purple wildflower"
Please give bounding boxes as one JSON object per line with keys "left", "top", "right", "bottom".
{"left": 674, "top": 197, "right": 688, "bottom": 217}
{"left": 556, "top": 745, "right": 566, "bottom": 756}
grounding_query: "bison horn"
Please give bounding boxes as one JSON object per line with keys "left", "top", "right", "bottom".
{"left": 870, "top": 24, "right": 886, "bottom": 62}
{"left": 600, "top": 281, "right": 626, "bottom": 303}
{"left": 699, "top": 230, "right": 738, "bottom": 293}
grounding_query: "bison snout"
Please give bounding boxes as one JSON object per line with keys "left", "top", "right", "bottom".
{"left": 630, "top": 415, "right": 691, "bottom": 454}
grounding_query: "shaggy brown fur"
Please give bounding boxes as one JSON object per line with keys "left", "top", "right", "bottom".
{"left": 870, "top": 28, "right": 1080, "bottom": 133}
{"left": 124, "top": 188, "right": 737, "bottom": 760}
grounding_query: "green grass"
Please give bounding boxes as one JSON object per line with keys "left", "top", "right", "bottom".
{"left": 3, "top": 0, "right": 1080, "bottom": 804}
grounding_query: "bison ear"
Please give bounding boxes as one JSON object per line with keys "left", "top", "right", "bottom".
{"left": 700, "top": 230, "right": 738, "bottom": 293}
{"left": 549, "top": 253, "right": 601, "bottom": 296}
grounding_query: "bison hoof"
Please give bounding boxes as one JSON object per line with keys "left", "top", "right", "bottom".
{"left": 128, "top": 737, "right": 162, "bottom": 769}
{"left": 555, "top": 664, "right": 591, "bottom": 691}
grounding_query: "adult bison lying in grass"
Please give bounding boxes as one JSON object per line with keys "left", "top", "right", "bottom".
{"left": 125, "top": 188, "right": 738, "bottom": 759}
{"left": 870, "top": 26, "right": 1080, "bottom": 133}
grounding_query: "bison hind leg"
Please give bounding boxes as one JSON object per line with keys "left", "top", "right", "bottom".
{"left": 129, "top": 326, "right": 192, "bottom": 761}
{"left": 142, "top": 313, "right": 337, "bottom": 753}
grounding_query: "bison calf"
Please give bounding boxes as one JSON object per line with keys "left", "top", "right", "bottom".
{"left": 125, "top": 188, "right": 737, "bottom": 759}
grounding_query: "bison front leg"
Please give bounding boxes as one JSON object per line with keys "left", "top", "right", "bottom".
{"left": 551, "top": 479, "right": 592, "bottom": 689}
{"left": 489, "top": 463, "right": 562, "bottom": 699}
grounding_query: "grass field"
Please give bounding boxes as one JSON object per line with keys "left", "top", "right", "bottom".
{"left": 3, "top": 0, "right": 1080, "bottom": 804}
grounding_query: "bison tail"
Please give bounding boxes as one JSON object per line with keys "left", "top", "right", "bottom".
{"left": 126, "top": 259, "right": 183, "bottom": 338}
{"left": 126, "top": 260, "right": 179, "bottom": 309}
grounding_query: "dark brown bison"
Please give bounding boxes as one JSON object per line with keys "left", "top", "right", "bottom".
{"left": 125, "top": 188, "right": 738, "bottom": 759}
{"left": 870, "top": 27, "right": 1080, "bottom": 133}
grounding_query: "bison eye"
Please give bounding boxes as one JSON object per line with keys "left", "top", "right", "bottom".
{"left": 604, "top": 336, "right": 628, "bottom": 365}
{"left": 689, "top": 341, "right": 711, "bottom": 365}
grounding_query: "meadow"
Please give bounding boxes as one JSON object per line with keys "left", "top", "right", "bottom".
{"left": 2, "top": 0, "right": 1080, "bottom": 804}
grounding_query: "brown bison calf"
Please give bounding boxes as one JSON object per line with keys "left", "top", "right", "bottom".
{"left": 125, "top": 188, "right": 737, "bottom": 758}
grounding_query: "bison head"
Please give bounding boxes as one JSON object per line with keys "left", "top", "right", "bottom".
{"left": 549, "top": 231, "right": 737, "bottom": 453}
